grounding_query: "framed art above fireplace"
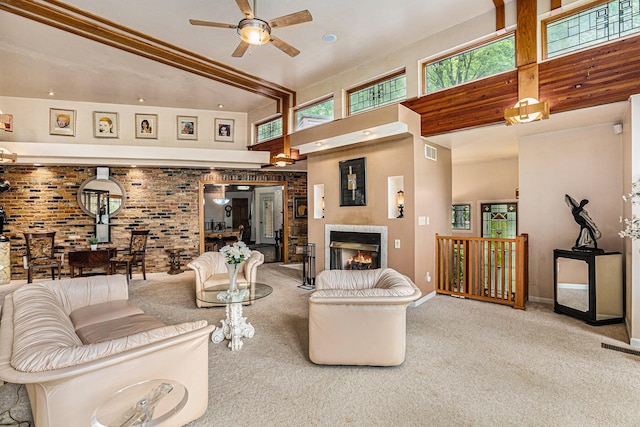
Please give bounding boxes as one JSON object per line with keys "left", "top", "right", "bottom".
{"left": 339, "top": 157, "right": 366, "bottom": 206}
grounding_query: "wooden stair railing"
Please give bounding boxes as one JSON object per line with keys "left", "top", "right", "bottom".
{"left": 435, "top": 234, "right": 528, "bottom": 309}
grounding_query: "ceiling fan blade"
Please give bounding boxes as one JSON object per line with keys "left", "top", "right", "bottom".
{"left": 189, "top": 19, "right": 237, "bottom": 29}
{"left": 236, "top": 0, "right": 254, "bottom": 19}
{"left": 231, "top": 41, "right": 250, "bottom": 57}
{"left": 269, "top": 10, "right": 312, "bottom": 28}
{"left": 269, "top": 36, "right": 300, "bottom": 57}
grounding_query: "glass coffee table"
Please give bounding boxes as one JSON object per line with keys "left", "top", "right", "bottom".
{"left": 196, "top": 282, "right": 272, "bottom": 351}
{"left": 91, "top": 379, "right": 187, "bottom": 427}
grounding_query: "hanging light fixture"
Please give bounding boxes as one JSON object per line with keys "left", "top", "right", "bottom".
{"left": 271, "top": 135, "right": 295, "bottom": 167}
{"left": 271, "top": 152, "right": 294, "bottom": 167}
{"left": 212, "top": 185, "right": 230, "bottom": 205}
{"left": 504, "top": 97, "right": 549, "bottom": 125}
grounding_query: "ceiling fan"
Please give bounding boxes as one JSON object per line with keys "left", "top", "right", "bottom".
{"left": 189, "top": 0, "right": 312, "bottom": 58}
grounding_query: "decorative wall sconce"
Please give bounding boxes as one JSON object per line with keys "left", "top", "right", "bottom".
{"left": 504, "top": 98, "right": 549, "bottom": 126}
{"left": 321, "top": 196, "right": 325, "bottom": 218}
{"left": 397, "top": 190, "right": 404, "bottom": 219}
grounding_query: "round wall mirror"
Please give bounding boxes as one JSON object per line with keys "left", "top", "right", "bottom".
{"left": 78, "top": 176, "right": 126, "bottom": 218}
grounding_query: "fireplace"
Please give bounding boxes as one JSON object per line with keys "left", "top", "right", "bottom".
{"left": 325, "top": 225, "right": 388, "bottom": 270}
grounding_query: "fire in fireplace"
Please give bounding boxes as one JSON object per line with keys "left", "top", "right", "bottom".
{"left": 346, "top": 250, "right": 374, "bottom": 270}
{"left": 329, "top": 231, "right": 381, "bottom": 270}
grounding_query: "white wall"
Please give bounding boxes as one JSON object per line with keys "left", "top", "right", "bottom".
{"left": 623, "top": 94, "right": 640, "bottom": 347}
{"left": 0, "top": 96, "right": 248, "bottom": 150}
{"left": 519, "top": 123, "right": 624, "bottom": 303}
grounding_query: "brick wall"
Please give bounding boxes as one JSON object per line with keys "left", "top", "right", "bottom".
{"left": 0, "top": 165, "right": 306, "bottom": 280}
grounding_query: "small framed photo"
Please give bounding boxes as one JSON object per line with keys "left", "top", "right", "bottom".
{"left": 49, "top": 108, "right": 76, "bottom": 136}
{"left": 214, "top": 118, "right": 234, "bottom": 142}
{"left": 93, "top": 112, "right": 119, "bottom": 138}
{"left": 177, "top": 115, "right": 198, "bottom": 140}
{"left": 294, "top": 197, "right": 308, "bottom": 219}
{"left": 135, "top": 113, "right": 157, "bottom": 139}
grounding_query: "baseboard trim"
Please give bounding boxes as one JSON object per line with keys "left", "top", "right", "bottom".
{"left": 528, "top": 295, "right": 553, "bottom": 305}
{"left": 630, "top": 337, "right": 640, "bottom": 348}
{"left": 411, "top": 290, "right": 436, "bottom": 307}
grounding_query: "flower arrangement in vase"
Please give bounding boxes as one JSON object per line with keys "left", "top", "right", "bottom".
{"left": 219, "top": 241, "right": 252, "bottom": 292}
{"left": 88, "top": 236, "right": 99, "bottom": 251}
{"left": 620, "top": 179, "right": 640, "bottom": 240}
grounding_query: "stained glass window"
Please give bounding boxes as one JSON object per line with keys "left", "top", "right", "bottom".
{"left": 452, "top": 204, "right": 471, "bottom": 230}
{"left": 256, "top": 117, "right": 282, "bottom": 143}
{"left": 545, "top": 0, "right": 640, "bottom": 58}
{"left": 348, "top": 71, "right": 406, "bottom": 115}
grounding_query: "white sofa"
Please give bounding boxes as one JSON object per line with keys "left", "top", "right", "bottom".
{"left": 309, "top": 268, "right": 422, "bottom": 366}
{"left": 187, "top": 251, "right": 264, "bottom": 307}
{"left": 0, "top": 274, "right": 215, "bottom": 427}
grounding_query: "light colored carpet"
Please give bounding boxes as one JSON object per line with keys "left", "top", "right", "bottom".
{"left": 0, "top": 263, "right": 639, "bottom": 426}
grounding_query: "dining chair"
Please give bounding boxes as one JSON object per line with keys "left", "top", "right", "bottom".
{"left": 23, "top": 231, "right": 62, "bottom": 283}
{"left": 110, "top": 229, "right": 150, "bottom": 281}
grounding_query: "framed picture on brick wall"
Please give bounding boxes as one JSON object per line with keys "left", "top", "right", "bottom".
{"left": 294, "top": 197, "right": 308, "bottom": 219}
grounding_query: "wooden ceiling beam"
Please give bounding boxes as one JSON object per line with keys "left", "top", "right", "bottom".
{"left": 493, "top": 0, "right": 505, "bottom": 32}
{"left": 551, "top": 0, "right": 562, "bottom": 10}
{"left": 0, "top": 0, "right": 295, "bottom": 107}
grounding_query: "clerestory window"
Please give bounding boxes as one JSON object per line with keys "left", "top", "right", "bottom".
{"left": 295, "top": 97, "right": 334, "bottom": 131}
{"left": 423, "top": 33, "right": 515, "bottom": 95}
{"left": 544, "top": 0, "right": 640, "bottom": 59}
{"left": 256, "top": 117, "right": 283, "bottom": 143}
{"left": 347, "top": 70, "right": 406, "bottom": 116}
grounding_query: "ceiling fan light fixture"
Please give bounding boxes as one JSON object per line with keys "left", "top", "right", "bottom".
{"left": 238, "top": 18, "right": 271, "bottom": 45}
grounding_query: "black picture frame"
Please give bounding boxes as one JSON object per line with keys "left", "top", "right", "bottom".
{"left": 294, "top": 197, "right": 308, "bottom": 219}
{"left": 339, "top": 157, "right": 367, "bottom": 206}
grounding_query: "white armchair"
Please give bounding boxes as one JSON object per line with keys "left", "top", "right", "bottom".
{"left": 187, "top": 251, "right": 264, "bottom": 308}
{"left": 309, "top": 268, "right": 422, "bottom": 366}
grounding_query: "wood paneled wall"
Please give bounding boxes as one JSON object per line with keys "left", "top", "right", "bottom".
{"left": 539, "top": 36, "right": 640, "bottom": 114}
{"left": 404, "top": 36, "right": 640, "bottom": 137}
{"left": 402, "top": 70, "right": 518, "bottom": 137}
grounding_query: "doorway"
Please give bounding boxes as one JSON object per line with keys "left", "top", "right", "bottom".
{"left": 199, "top": 180, "right": 287, "bottom": 261}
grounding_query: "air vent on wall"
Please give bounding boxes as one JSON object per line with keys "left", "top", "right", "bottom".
{"left": 424, "top": 144, "right": 437, "bottom": 161}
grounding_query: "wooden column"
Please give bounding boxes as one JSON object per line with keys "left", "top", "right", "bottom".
{"left": 493, "top": 0, "right": 505, "bottom": 31}
{"left": 516, "top": 0, "right": 539, "bottom": 100}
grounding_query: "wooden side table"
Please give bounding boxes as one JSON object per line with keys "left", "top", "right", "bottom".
{"left": 166, "top": 248, "right": 184, "bottom": 275}
{"left": 69, "top": 248, "right": 117, "bottom": 278}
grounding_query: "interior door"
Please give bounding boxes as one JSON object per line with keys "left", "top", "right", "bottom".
{"left": 232, "top": 198, "right": 249, "bottom": 242}
{"left": 260, "top": 193, "right": 276, "bottom": 245}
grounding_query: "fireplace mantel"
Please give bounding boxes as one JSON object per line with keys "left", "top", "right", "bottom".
{"left": 325, "top": 224, "right": 388, "bottom": 270}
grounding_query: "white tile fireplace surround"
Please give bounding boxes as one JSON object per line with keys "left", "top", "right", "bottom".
{"left": 325, "top": 224, "right": 388, "bottom": 270}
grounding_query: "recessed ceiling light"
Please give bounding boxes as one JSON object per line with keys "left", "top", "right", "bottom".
{"left": 138, "top": 98, "right": 145, "bottom": 103}
{"left": 315, "top": 141, "right": 323, "bottom": 146}
{"left": 48, "top": 91, "right": 55, "bottom": 96}
{"left": 237, "top": 185, "right": 250, "bottom": 190}
{"left": 218, "top": 104, "right": 224, "bottom": 109}
{"left": 363, "top": 130, "right": 371, "bottom": 135}
{"left": 322, "top": 34, "right": 337, "bottom": 43}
